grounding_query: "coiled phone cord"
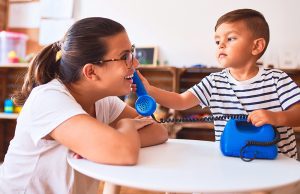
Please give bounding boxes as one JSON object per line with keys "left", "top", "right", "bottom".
{"left": 151, "top": 113, "right": 248, "bottom": 123}
{"left": 240, "top": 127, "right": 280, "bottom": 162}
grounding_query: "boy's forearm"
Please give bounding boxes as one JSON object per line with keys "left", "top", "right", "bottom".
{"left": 277, "top": 103, "right": 300, "bottom": 127}
{"left": 149, "top": 85, "right": 186, "bottom": 110}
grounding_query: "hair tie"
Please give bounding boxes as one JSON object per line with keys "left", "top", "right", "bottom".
{"left": 55, "top": 50, "right": 62, "bottom": 62}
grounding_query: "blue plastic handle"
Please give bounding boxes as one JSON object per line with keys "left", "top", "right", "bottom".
{"left": 132, "top": 71, "right": 147, "bottom": 96}
{"left": 132, "top": 71, "right": 157, "bottom": 116}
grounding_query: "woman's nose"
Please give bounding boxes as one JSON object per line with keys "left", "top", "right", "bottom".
{"left": 133, "top": 57, "right": 140, "bottom": 69}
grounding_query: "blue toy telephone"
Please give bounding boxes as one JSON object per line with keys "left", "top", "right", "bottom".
{"left": 132, "top": 71, "right": 157, "bottom": 117}
{"left": 220, "top": 118, "right": 280, "bottom": 162}
{"left": 133, "top": 72, "right": 280, "bottom": 162}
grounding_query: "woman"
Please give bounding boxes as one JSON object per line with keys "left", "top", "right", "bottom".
{"left": 0, "top": 17, "right": 168, "bottom": 194}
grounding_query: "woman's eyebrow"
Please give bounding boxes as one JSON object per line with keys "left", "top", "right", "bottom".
{"left": 118, "top": 49, "right": 131, "bottom": 56}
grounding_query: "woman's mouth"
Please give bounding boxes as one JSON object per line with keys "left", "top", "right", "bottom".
{"left": 124, "top": 74, "right": 134, "bottom": 80}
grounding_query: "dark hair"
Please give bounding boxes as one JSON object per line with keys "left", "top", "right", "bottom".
{"left": 215, "top": 9, "right": 269, "bottom": 58}
{"left": 13, "top": 17, "right": 125, "bottom": 106}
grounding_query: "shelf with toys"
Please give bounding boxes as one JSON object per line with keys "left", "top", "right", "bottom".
{"left": 0, "top": 63, "right": 27, "bottom": 160}
{"left": 0, "top": 63, "right": 27, "bottom": 120}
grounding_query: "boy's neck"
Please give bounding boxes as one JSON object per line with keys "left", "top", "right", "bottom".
{"left": 228, "top": 66, "right": 260, "bottom": 81}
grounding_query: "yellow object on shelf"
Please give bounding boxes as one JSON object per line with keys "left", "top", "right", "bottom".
{"left": 14, "top": 106, "right": 22, "bottom": 113}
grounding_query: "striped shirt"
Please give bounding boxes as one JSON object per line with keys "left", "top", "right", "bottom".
{"left": 189, "top": 66, "right": 300, "bottom": 159}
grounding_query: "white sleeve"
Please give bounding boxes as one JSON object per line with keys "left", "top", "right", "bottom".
{"left": 95, "top": 96, "right": 126, "bottom": 124}
{"left": 28, "top": 88, "right": 87, "bottom": 145}
{"left": 107, "top": 96, "right": 126, "bottom": 123}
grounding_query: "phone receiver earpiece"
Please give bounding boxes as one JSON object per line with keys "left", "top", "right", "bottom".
{"left": 132, "top": 71, "right": 157, "bottom": 116}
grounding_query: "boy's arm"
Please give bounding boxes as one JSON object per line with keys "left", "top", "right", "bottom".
{"left": 136, "top": 71, "right": 199, "bottom": 110}
{"left": 248, "top": 103, "right": 300, "bottom": 127}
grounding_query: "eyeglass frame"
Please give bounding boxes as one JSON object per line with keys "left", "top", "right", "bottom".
{"left": 92, "top": 44, "right": 135, "bottom": 69}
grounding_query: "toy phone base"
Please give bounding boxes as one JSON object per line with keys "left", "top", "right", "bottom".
{"left": 221, "top": 144, "right": 278, "bottom": 160}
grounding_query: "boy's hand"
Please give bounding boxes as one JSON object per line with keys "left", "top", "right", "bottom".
{"left": 131, "top": 70, "right": 151, "bottom": 93}
{"left": 247, "top": 110, "right": 278, "bottom": 127}
{"left": 137, "top": 71, "right": 151, "bottom": 91}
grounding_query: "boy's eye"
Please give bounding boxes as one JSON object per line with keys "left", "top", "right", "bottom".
{"left": 215, "top": 41, "right": 220, "bottom": 45}
{"left": 228, "top": 37, "right": 236, "bottom": 42}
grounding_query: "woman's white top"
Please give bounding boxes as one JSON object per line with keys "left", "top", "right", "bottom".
{"left": 0, "top": 79, "right": 126, "bottom": 194}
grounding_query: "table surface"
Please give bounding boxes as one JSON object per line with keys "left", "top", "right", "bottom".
{"left": 67, "top": 139, "right": 300, "bottom": 193}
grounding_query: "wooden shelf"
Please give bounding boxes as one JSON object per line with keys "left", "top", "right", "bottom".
{"left": 0, "top": 112, "right": 18, "bottom": 119}
{"left": 177, "top": 122, "right": 214, "bottom": 130}
{"left": 0, "top": 63, "right": 29, "bottom": 68}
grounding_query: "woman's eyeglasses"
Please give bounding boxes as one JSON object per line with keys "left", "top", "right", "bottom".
{"left": 93, "top": 44, "right": 135, "bottom": 69}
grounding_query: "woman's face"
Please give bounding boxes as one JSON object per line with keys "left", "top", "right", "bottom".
{"left": 95, "top": 31, "right": 138, "bottom": 96}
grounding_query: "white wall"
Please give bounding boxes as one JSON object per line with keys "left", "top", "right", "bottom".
{"left": 74, "top": 0, "right": 300, "bottom": 68}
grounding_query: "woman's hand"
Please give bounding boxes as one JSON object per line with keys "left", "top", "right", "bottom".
{"left": 116, "top": 116, "right": 154, "bottom": 132}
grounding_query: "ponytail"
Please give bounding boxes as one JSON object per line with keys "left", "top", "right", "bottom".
{"left": 12, "top": 42, "right": 61, "bottom": 106}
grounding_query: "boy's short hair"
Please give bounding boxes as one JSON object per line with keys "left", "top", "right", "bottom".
{"left": 215, "top": 9, "right": 269, "bottom": 58}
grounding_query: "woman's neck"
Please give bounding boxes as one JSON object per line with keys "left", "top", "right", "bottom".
{"left": 65, "top": 81, "right": 104, "bottom": 117}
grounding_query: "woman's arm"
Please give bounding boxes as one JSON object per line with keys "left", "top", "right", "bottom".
{"left": 49, "top": 114, "right": 154, "bottom": 165}
{"left": 110, "top": 104, "right": 169, "bottom": 147}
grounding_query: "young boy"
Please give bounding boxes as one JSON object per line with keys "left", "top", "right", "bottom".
{"left": 137, "top": 9, "right": 300, "bottom": 159}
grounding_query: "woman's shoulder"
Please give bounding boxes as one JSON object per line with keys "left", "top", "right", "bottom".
{"left": 25, "top": 79, "right": 76, "bottom": 109}
{"left": 30, "top": 79, "right": 72, "bottom": 99}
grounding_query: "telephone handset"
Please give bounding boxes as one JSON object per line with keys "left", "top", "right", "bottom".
{"left": 132, "top": 71, "right": 156, "bottom": 117}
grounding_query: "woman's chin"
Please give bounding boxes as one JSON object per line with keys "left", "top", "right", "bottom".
{"left": 120, "top": 89, "right": 131, "bottom": 96}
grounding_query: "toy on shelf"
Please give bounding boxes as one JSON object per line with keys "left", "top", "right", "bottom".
{"left": 3, "top": 98, "right": 22, "bottom": 114}
{"left": 0, "top": 31, "right": 28, "bottom": 64}
{"left": 4, "top": 99, "right": 14, "bottom": 113}
{"left": 8, "top": 51, "right": 20, "bottom": 63}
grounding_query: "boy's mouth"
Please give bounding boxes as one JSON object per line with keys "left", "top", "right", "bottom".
{"left": 219, "top": 53, "right": 227, "bottom": 59}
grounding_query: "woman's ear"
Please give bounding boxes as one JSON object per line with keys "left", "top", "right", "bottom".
{"left": 82, "top": 63, "right": 99, "bottom": 81}
{"left": 252, "top": 38, "right": 266, "bottom": 56}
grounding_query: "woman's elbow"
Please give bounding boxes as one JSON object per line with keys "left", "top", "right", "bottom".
{"left": 159, "top": 126, "right": 169, "bottom": 143}
{"left": 119, "top": 143, "right": 140, "bottom": 165}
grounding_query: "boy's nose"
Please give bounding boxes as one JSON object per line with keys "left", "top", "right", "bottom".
{"left": 218, "top": 41, "right": 226, "bottom": 49}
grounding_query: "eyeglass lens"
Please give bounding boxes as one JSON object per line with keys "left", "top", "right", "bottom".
{"left": 125, "top": 49, "right": 135, "bottom": 68}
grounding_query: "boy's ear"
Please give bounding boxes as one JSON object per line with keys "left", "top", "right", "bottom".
{"left": 82, "top": 63, "right": 100, "bottom": 81}
{"left": 252, "top": 38, "right": 266, "bottom": 56}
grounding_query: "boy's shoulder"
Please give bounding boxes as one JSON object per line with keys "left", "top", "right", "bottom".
{"left": 263, "top": 67, "right": 287, "bottom": 76}
{"left": 207, "top": 68, "right": 228, "bottom": 79}
{"left": 210, "top": 68, "right": 227, "bottom": 76}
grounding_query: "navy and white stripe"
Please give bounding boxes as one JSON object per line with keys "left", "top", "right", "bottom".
{"left": 189, "top": 66, "right": 300, "bottom": 159}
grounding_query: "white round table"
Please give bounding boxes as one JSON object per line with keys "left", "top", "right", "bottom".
{"left": 67, "top": 139, "right": 300, "bottom": 194}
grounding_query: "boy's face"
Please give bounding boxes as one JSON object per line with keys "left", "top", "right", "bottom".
{"left": 214, "top": 20, "right": 256, "bottom": 69}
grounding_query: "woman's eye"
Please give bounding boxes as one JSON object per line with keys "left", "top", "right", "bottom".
{"left": 121, "top": 53, "right": 129, "bottom": 60}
